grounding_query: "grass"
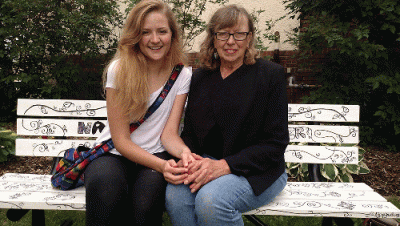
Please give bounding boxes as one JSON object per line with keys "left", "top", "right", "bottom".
{"left": 0, "top": 209, "right": 379, "bottom": 226}
{"left": 388, "top": 196, "right": 400, "bottom": 208}
{"left": 1, "top": 197, "right": 399, "bottom": 226}
{"left": 0, "top": 209, "right": 85, "bottom": 226}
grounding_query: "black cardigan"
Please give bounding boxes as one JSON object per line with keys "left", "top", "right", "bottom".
{"left": 181, "top": 58, "right": 289, "bottom": 196}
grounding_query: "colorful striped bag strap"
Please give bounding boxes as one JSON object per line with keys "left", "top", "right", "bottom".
{"left": 51, "top": 63, "right": 184, "bottom": 190}
{"left": 130, "top": 63, "right": 184, "bottom": 132}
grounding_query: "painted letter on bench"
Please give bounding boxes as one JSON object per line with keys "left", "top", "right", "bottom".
{"left": 78, "top": 121, "right": 105, "bottom": 135}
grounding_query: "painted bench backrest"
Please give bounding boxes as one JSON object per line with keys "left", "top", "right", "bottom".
{"left": 16, "top": 99, "right": 360, "bottom": 164}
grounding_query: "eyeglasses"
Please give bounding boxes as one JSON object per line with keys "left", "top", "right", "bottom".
{"left": 214, "top": 32, "right": 250, "bottom": 41}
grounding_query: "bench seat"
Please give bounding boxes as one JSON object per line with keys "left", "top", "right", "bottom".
{"left": 1, "top": 173, "right": 399, "bottom": 219}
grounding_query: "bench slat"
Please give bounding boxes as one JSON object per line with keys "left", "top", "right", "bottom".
{"left": 0, "top": 174, "right": 372, "bottom": 193}
{"left": 244, "top": 199, "right": 400, "bottom": 218}
{"left": 0, "top": 174, "right": 85, "bottom": 194}
{"left": 0, "top": 181, "right": 85, "bottom": 194}
{"left": 17, "top": 119, "right": 107, "bottom": 137}
{"left": 17, "top": 99, "right": 107, "bottom": 117}
{"left": 279, "top": 189, "right": 386, "bottom": 202}
{"left": 15, "top": 139, "right": 97, "bottom": 157}
{"left": 285, "top": 182, "right": 373, "bottom": 191}
{"left": 17, "top": 100, "right": 359, "bottom": 122}
{"left": 288, "top": 104, "right": 360, "bottom": 122}
{"left": 0, "top": 190, "right": 86, "bottom": 210}
{"left": 285, "top": 145, "right": 358, "bottom": 164}
{"left": 15, "top": 140, "right": 359, "bottom": 165}
{"left": 289, "top": 125, "right": 359, "bottom": 144}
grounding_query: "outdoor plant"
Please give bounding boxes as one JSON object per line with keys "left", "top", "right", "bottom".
{"left": 0, "top": 0, "right": 124, "bottom": 105}
{"left": 284, "top": 0, "right": 400, "bottom": 152}
{"left": 251, "top": 9, "right": 285, "bottom": 52}
{"left": 124, "top": 0, "right": 281, "bottom": 52}
{"left": 123, "top": 0, "right": 228, "bottom": 50}
{"left": 0, "top": 128, "right": 17, "bottom": 163}
{"left": 286, "top": 144, "right": 370, "bottom": 182}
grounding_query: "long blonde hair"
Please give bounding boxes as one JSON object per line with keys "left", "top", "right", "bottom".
{"left": 103, "top": 0, "right": 185, "bottom": 122}
{"left": 200, "top": 5, "right": 257, "bottom": 70}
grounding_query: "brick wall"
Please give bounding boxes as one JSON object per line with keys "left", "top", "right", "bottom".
{"left": 186, "top": 50, "right": 320, "bottom": 103}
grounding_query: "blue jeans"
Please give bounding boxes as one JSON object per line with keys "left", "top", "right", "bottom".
{"left": 165, "top": 167, "right": 287, "bottom": 226}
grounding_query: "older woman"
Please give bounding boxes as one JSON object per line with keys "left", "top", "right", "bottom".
{"left": 165, "top": 4, "right": 289, "bottom": 226}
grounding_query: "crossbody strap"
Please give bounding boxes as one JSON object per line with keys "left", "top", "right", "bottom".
{"left": 130, "top": 63, "right": 184, "bottom": 133}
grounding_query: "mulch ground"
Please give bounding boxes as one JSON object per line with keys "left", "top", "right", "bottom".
{"left": 353, "top": 146, "right": 400, "bottom": 197}
{"left": 0, "top": 146, "right": 399, "bottom": 197}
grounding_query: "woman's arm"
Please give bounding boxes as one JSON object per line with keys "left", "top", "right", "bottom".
{"left": 161, "top": 93, "right": 194, "bottom": 167}
{"left": 106, "top": 88, "right": 186, "bottom": 178}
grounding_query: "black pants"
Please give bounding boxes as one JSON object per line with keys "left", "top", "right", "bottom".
{"left": 84, "top": 152, "right": 170, "bottom": 226}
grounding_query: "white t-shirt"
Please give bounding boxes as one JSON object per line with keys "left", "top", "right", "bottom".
{"left": 95, "top": 60, "right": 192, "bottom": 155}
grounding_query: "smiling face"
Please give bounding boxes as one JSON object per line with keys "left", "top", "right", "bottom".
{"left": 213, "top": 16, "right": 252, "bottom": 69}
{"left": 139, "top": 11, "right": 172, "bottom": 64}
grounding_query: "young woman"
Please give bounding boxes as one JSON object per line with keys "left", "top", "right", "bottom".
{"left": 84, "top": 1, "right": 193, "bottom": 225}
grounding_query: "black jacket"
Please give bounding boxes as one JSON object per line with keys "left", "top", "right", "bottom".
{"left": 181, "top": 58, "right": 289, "bottom": 196}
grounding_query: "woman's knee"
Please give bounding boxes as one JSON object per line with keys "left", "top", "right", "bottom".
{"left": 165, "top": 183, "right": 195, "bottom": 212}
{"left": 194, "top": 186, "right": 228, "bottom": 220}
{"left": 166, "top": 184, "right": 186, "bottom": 207}
{"left": 194, "top": 188, "right": 243, "bottom": 225}
{"left": 85, "top": 156, "right": 129, "bottom": 205}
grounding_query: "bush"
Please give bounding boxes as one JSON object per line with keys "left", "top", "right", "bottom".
{"left": 285, "top": 0, "right": 400, "bottom": 151}
{"left": 0, "top": 127, "right": 17, "bottom": 163}
{"left": 0, "top": 0, "right": 123, "bottom": 110}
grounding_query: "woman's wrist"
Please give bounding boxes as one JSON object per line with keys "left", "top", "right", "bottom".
{"left": 219, "top": 159, "right": 231, "bottom": 175}
{"left": 179, "top": 147, "right": 192, "bottom": 159}
{"left": 158, "top": 159, "right": 169, "bottom": 174}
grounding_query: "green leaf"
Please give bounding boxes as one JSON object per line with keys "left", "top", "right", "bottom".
{"left": 287, "top": 163, "right": 300, "bottom": 169}
{"left": 346, "top": 164, "right": 359, "bottom": 174}
{"left": 336, "top": 164, "right": 346, "bottom": 170}
{"left": 358, "top": 147, "right": 366, "bottom": 155}
{"left": 339, "top": 173, "right": 351, "bottom": 182}
{"left": 358, "top": 162, "right": 370, "bottom": 174}
{"left": 372, "top": 81, "right": 380, "bottom": 90}
{"left": 321, "top": 164, "right": 338, "bottom": 181}
{"left": 301, "top": 163, "right": 309, "bottom": 172}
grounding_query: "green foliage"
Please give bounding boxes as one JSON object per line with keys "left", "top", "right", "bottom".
{"left": 167, "top": 0, "right": 228, "bottom": 50}
{"left": 124, "top": 0, "right": 228, "bottom": 50}
{"left": 250, "top": 9, "right": 285, "bottom": 52}
{"left": 0, "top": 128, "right": 17, "bottom": 163}
{"left": 286, "top": 146, "right": 370, "bottom": 182}
{"left": 126, "top": 0, "right": 282, "bottom": 52}
{"left": 366, "top": 73, "right": 400, "bottom": 136}
{"left": 284, "top": 0, "right": 400, "bottom": 151}
{"left": 0, "top": 0, "right": 123, "bottom": 109}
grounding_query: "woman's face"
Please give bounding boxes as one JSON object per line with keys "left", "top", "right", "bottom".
{"left": 139, "top": 11, "right": 172, "bottom": 64}
{"left": 213, "top": 16, "right": 252, "bottom": 68}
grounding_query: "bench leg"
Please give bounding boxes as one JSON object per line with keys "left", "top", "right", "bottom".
{"left": 322, "top": 217, "right": 354, "bottom": 226}
{"left": 6, "top": 209, "right": 30, "bottom": 221}
{"left": 60, "top": 219, "right": 74, "bottom": 226}
{"left": 244, "top": 215, "right": 269, "bottom": 226}
{"left": 32, "top": 210, "right": 45, "bottom": 226}
{"left": 6, "top": 209, "right": 46, "bottom": 226}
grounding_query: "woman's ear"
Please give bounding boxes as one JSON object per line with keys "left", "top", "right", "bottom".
{"left": 247, "top": 32, "right": 253, "bottom": 48}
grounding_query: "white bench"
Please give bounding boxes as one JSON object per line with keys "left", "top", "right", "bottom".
{"left": 1, "top": 99, "right": 399, "bottom": 225}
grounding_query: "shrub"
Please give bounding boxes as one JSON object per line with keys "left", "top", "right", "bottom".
{"left": 285, "top": 0, "right": 400, "bottom": 151}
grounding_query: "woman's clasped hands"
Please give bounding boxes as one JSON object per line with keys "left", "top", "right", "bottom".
{"left": 163, "top": 152, "right": 231, "bottom": 193}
